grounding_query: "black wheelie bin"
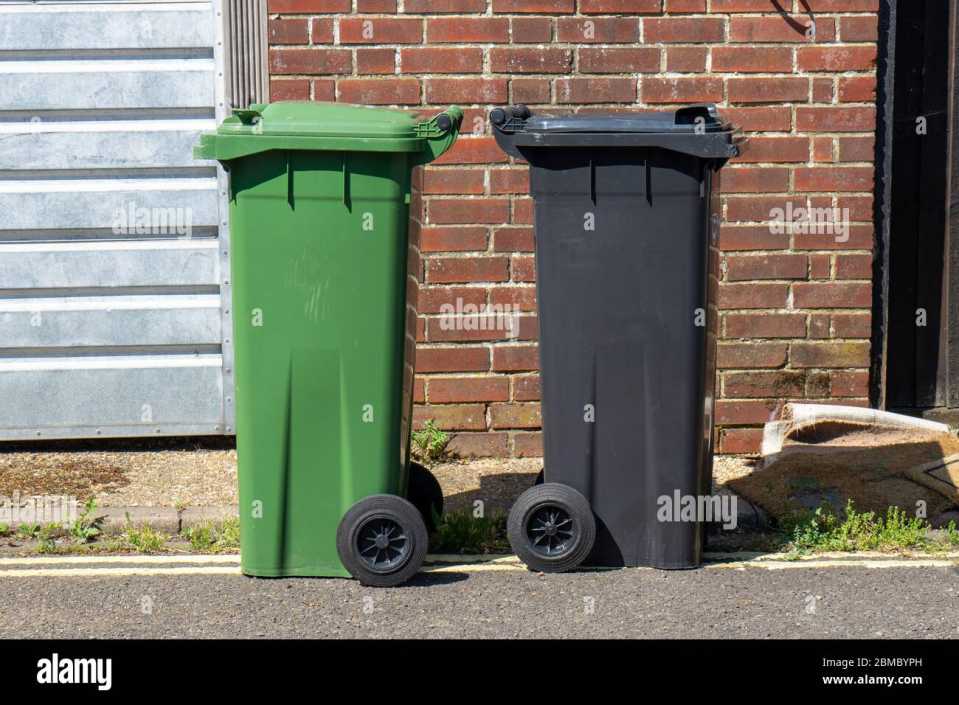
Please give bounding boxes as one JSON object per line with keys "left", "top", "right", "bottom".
{"left": 490, "top": 104, "right": 741, "bottom": 572}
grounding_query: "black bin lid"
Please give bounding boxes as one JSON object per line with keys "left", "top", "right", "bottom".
{"left": 490, "top": 103, "right": 742, "bottom": 160}
{"left": 524, "top": 105, "right": 730, "bottom": 134}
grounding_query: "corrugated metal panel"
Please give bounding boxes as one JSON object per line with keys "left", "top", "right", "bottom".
{"left": 0, "top": 0, "right": 235, "bottom": 440}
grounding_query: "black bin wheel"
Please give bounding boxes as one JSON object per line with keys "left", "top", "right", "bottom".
{"left": 407, "top": 461, "right": 444, "bottom": 532}
{"left": 336, "top": 494, "right": 428, "bottom": 587}
{"left": 507, "top": 483, "right": 595, "bottom": 573}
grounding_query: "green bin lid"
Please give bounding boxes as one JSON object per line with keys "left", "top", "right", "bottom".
{"left": 195, "top": 101, "right": 463, "bottom": 163}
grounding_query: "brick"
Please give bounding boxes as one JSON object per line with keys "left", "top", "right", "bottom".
{"left": 512, "top": 17, "right": 553, "bottom": 43}
{"left": 791, "top": 341, "right": 870, "bottom": 368}
{"left": 579, "top": 47, "right": 661, "bottom": 74}
{"left": 404, "top": 0, "right": 486, "bottom": 12}
{"left": 793, "top": 282, "right": 872, "bottom": 308}
{"left": 490, "top": 285, "right": 536, "bottom": 310}
{"left": 831, "top": 313, "right": 871, "bottom": 338}
{"left": 490, "top": 168, "right": 530, "bottom": 194}
{"left": 426, "top": 78, "right": 508, "bottom": 104}
{"left": 493, "top": 345, "right": 539, "bottom": 371}
{"left": 839, "top": 76, "right": 877, "bottom": 103}
{"left": 337, "top": 78, "right": 420, "bottom": 104}
{"left": 718, "top": 283, "right": 789, "bottom": 310}
{"left": 718, "top": 428, "right": 763, "bottom": 455}
{"left": 511, "top": 254, "right": 536, "bottom": 280}
{"left": 269, "top": 18, "right": 309, "bottom": 45}
{"left": 401, "top": 48, "right": 484, "bottom": 74}
{"left": 721, "top": 107, "right": 792, "bottom": 132}
{"left": 813, "top": 77, "right": 834, "bottom": 103}
{"left": 725, "top": 313, "right": 807, "bottom": 339}
{"left": 422, "top": 168, "right": 485, "bottom": 195}
{"left": 719, "top": 226, "right": 788, "bottom": 251}
{"left": 728, "top": 77, "right": 809, "bottom": 104}
{"left": 643, "top": 77, "right": 723, "bottom": 104}
{"left": 719, "top": 344, "right": 789, "bottom": 370}
{"left": 435, "top": 137, "right": 510, "bottom": 165}
{"left": 270, "top": 79, "right": 310, "bottom": 101}
{"left": 797, "top": 46, "right": 877, "bottom": 72}
{"left": 511, "top": 78, "right": 552, "bottom": 103}
{"left": 311, "top": 19, "right": 334, "bottom": 43}
{"left": 579, "top": 0, "right": 661, "bottom": 12}
{"left": 711, "top": 0, "right": 785, "bottom": 10}
{"left": 493, "top": 227, "right": 535, "bottom": 252}
{"left": 830, "top": 370, "right": 870, "bottom": 397}
{"left": 492, "top": 0, "right": 573, "bottom": 11}
{"left": 418, "top": 286, "right": 485, "bottom": 314}
{"left": 428, "top": 377, "right": 510, "bottom": 403}
{"left": 359, "top": 0, "right": 397, "bottom": 9}
{"left": 715, "top": 399, "right": 782, "bottom": 425}
{"left": 724, "top": 370, "right": 805, "bottom": 397}
{"left": 490, "top": 403, "right": 541, "bottom": 429}
{"left": 427, "top": 17, "right": 509, "bottom": 43}
{"left": 447, "top": 432, "right": 510, "bottom": 458}
{"left": 665, "top": 46, "right": 707, "bottom": 72}
{"left": 644, "top": 17, "right": 725, "bottom": 43}
{"left": 711, "top": 46, "right": 793, "bottom": 73}
{"left": 312, "top": 79, "right": 336, "bottom": 101}
{"left": 796, "top": 107, "right": 876, "bottom": 132}
{"left": 338, "top": 17, "right": 422, "bottom": 44}
{"left": 809, "top": 253, "right": 832, "bottom": 278}
{"left": 270, "top": 48, "right": 351, "bottom": 75}
{"left": 427, "top": 258, "right": 509, "bottom": 285}
{"left": 512, "top": 374, "right": 541, "bottom": 401}
{"left": 490, "top": 48, "right": 573, "bottom": 74}
{"left": 413, "top": 403, "right": 487, "bottom": 431}
{"left": 837, "top": 195, "right": 873, "bottom": 221}
{"left": 726, "top": 254, "right": 808, "bottom": 281}
{"left": 415, "top": 346, "right": 490, "bottom": 373}
{"left": 429, "top": 199, "right": 511, "bottom": 225}
{"left": 555, "top": 78, "right": 636, "bottom": 103}
{"left": 810, "top": 314, "right": 831, "bottom": 338}
{"left": 512, "top": 432, "right": 544, "bottom": 457}
{"left": 812, "top": 136, "right": 835, "bottom": 163}
{"left": 419, "top": 226, "right": 489, "bottom": 251}
{"left": 356, "top": 48, "right": 395, "bottom": 74}
{"left": 557, "top": 17, "right": 640, "bottom": 43}
{"left": 729, "top": 17, "right": 830, "bottom": 43}
{"left": 840, "top": 15, "right": 879, "bottom": 42}
{"left": 794, "top": 167, "right": 873, "bottom": 193}
{"left": 835, "top": 253, "right": 873, "bottom": 279}
{"left": 725, "top": 196, "right": 806, "bottom": 222}
{"left": 666, "top": 0, "right": 706, "bottom": 11}
{"left": 793, "top": 225, "right": 873, "bottom": 252}
{"left": 735, "top": 136, "right": 809, "bottom": 163}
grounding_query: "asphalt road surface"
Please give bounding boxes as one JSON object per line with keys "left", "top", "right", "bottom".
{"left": 1, "top": 558, "right": 957, "bottom": 639}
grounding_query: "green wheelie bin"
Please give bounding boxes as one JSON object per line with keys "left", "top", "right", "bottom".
{"left": 195, "top": 102, "right": 462, "bottom": 587}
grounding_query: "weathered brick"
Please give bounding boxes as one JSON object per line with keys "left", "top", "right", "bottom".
{"left": 427, "top": 257, "right": 510, "bottom": 284}
{"left": 401, "top": 48, "right": 484, "bottom": 74}
{"left": 490, "top": 403, "right": 541, "bottom": 429}
{"left": 413, "top": 403, "right": 487, "bottom": 431}
{"left": 339, "top": 17, "right": 422, "bottom": 44}
{"left": 415, "top": 346, "right": 490, "bottom": 373}
{"left": 555, "top": 78, "right": 637, "bottom": 103}
{"left": 719, "top": 344, "right": 790, "bottom": 370}
{"left": 644, "top": 17, "right": 725, "bottom": 43}
{"left": 447, "top": 432, "right": 510, "bottom": 458}
{"left": 724, "top": 370, "right": 805, "bottom": 397}
{"left": 429, "top": 377, "right": 510, "bottom": 403}
{"left": 557, "top": 17, "right": 640, "bottom": 43}
{"left": 793, "top": 282, "right": 872, "bottom": 308}
{"left": 726, "top": 254, "right": 808, "bottom": 282}
{"left": 419, "top": 225, "right": 489, "bottom": 251}
{"left": 490, "top": 48, "right": 573, "bottom": 74}
{"left": 493, "top": 345, "right": 539, "bottom": 371}
{"left": 643, "top": 77, "right": 723, "bottom": 104}
{"left": 337, "top": 78, "right": 420, "bottom": 104}
{"left": 427, "top": 18, "right": 510, "bottom": 43}
{"left": 579, "top": 47, "right": 661, "bottom": 73}
{"left": 725, "top": 313, "right": 807, "bottom": 339}
{"left": 790, "top": 341, "right": 870, "bottom": 368}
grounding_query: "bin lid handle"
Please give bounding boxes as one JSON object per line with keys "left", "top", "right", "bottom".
{"left": 411, "top": 106, "right": 464, "bottom": 167}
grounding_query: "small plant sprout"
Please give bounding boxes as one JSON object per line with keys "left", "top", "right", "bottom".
{"left": 412, "top": 419, "right": 449, "bottom": 463}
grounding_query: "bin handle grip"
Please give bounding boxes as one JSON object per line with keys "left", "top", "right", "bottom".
{"left": 412, "top": 106, "right": 464, "bottom": 167}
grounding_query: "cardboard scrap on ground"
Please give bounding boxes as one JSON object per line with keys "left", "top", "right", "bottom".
{"left": 728, "top": 404, "right": 959, "bottom": 523}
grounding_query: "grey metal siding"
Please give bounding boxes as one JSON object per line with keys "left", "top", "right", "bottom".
{"left": 0, "top": 0, "right": 233, "bottom": 440}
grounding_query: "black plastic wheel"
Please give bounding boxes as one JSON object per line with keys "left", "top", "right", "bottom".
{"left": 336, "top": 494, "right": 428, "bottom": 587}
{"left": 407, "top": 461, "right": 444, "bottom": 532}
{"left": 507, "top": 483, "right": 595, "bottom": 573}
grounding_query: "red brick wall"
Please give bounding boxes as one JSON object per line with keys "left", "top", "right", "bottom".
{"left": 267, "top": 0, "right": 879, "bottom": 456}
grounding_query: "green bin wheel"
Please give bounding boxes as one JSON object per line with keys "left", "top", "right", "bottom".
{"left": 336, "top": 495, "right": 428, "bottom": 588}
{"left": 407, "top": 462, "right": 444, "bottom": 532}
